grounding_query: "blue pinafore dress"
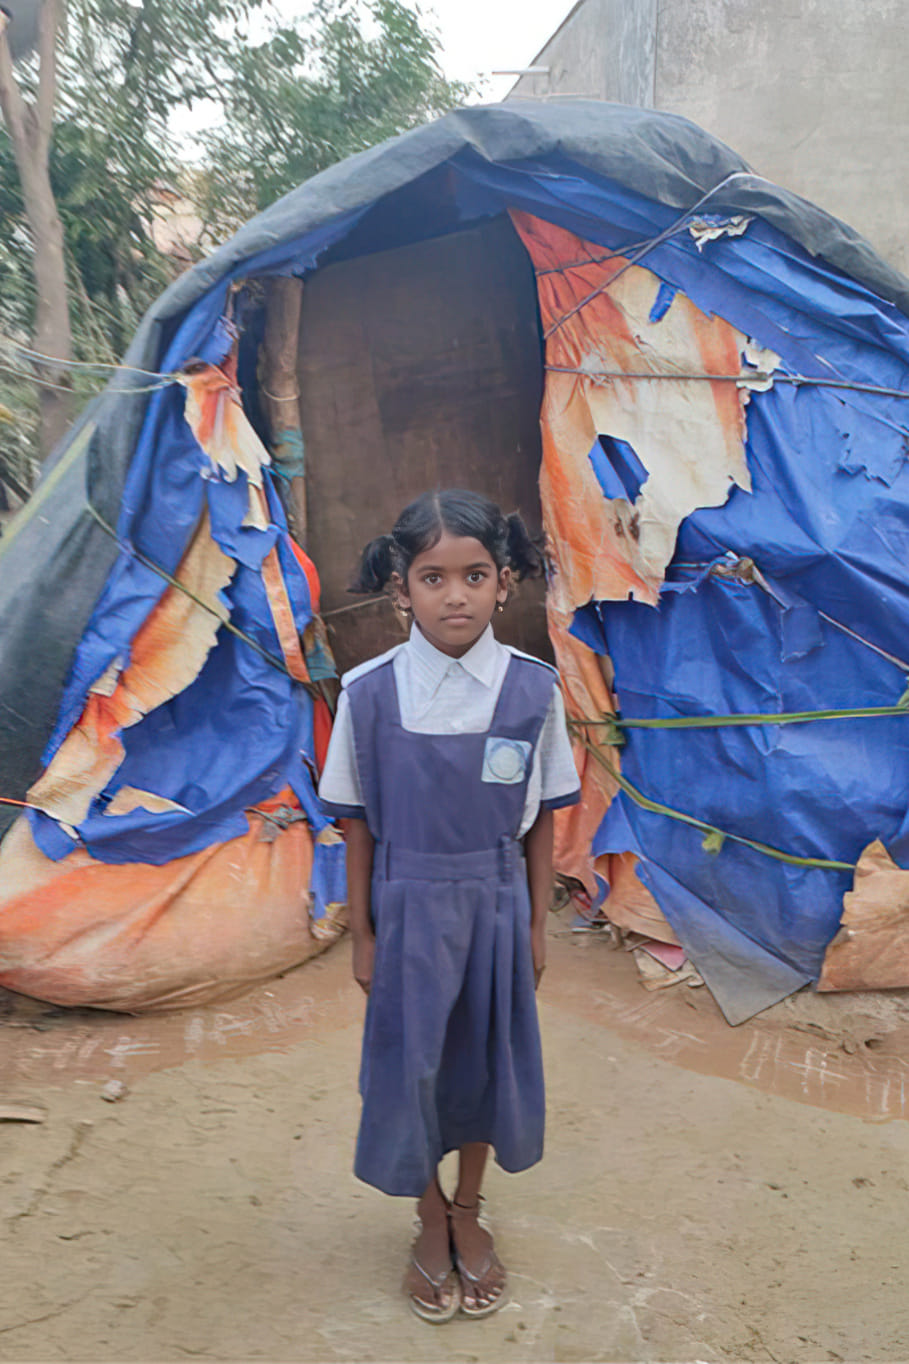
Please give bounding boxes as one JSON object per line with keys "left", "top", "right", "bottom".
{"left": 344, "top": 653, "right": 555, "bottom": 1197}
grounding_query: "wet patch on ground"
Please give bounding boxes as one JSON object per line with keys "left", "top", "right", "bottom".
{"left": 3, "top": 917, "right": 909, "bottom": 1124}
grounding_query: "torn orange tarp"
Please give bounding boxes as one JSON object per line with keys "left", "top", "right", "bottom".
{"left": 186, "top": 368, "right": 335, "bottom": 770}
{"left": 182, "top": 354, "right": 272, "bottom": 530}
{"left": 818, "top": 840, "right": 909, "bottom": 992}
{"left": 511, "top": 211, "right": 775, "bottom": 924}
{"left": 509, "top": 209, "right": 777, "bottom": 609}
{"left": 27, "top": 509, "right": 235, "bottom": 830}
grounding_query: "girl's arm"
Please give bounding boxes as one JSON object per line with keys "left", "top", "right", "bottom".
{"left": 523, "top": 807, "right": 555, "bottom": 989}
{"left": 343, "top": 818, "right": 376, "bottom": 994}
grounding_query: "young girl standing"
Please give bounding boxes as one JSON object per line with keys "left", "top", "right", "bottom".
{"left": 319, "top": 489, "right": 580, "bottom": 1322}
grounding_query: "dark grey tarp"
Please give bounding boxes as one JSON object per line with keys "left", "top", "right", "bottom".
{"left": 3, "top": 98, "right": 908, "bottom": 830}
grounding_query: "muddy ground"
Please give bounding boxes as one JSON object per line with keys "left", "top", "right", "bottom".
{"left": 2, "top": 918, "right": 909, "bottom": 1364}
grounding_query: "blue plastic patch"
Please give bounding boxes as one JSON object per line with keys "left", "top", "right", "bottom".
{"left": 588, "top": 435, "right": 648, "bottom": 503}
{"left": 649, "top": 280, "right": 677, "bottom": 322}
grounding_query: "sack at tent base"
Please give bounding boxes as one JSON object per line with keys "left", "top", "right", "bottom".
{"left": 0, "top": 812, "right": 344, "bottom": 1013}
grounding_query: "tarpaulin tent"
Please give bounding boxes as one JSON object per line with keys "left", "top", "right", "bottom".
{"left": 3, "top": 100, "right": 909, "bottom": 1022}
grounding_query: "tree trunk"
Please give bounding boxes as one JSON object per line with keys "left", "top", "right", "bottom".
{"left": 0, "top": 1, "right": 74, "bottom": 461}
{"left": 17, "top": 149, "right": 73, "bottom": 456}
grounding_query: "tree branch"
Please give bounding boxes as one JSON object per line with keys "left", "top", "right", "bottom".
{"left": 0, "top": 9, "right": 31, "bottom": 159}
{"left": 35, "top": 0, "right": 62, "bottom": 148}
{"left": 124, "top": 0, "right": 153, "bottom": 76}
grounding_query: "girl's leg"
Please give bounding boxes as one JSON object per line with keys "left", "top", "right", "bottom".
{"left": 454, "top": 1141, "right": 489, "bottom": 1206}
{"left": 451, "top": 1143, "right": 507, "bottom": 1314}
{"left": 405, "top": 1172, "right": 458, "bottom": 1319}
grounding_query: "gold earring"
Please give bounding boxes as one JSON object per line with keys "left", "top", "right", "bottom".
{"left": 496, "top": 602, "right": 505, "bottom": 613}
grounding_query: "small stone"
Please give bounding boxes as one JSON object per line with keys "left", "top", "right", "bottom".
{"left": 101, "top": 1079, "right": 128, "bottom": 1103}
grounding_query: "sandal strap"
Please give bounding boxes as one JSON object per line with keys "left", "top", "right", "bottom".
{"left": 450, "top": 1196, "right": 483, "bottom": 1217}
{"left": 455, "top": 1252, "right": 500, "bottom": 1285}
{"left": 411, "top": 1255, "right": 454, "bottom": 1290}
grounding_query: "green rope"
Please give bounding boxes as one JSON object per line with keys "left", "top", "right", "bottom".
{"left": 575, "top": 698, "right": 909, "bottom": 737}
{"left": 571, "top": 727, "right": 857, "bottom": 872}
{"left": 84, "top": 502, "right": 313, "bottom": 689}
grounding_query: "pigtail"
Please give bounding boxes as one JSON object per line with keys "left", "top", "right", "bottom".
{"left": 504, "top": 511, "right": 545, "bottom": 580}
{"left": 349, "top": 533, "right": 399, "bottom": 594}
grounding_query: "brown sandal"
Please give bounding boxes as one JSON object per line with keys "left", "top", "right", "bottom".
{"left": 449, "top": 1197, "right": 508, "bottom": 1318}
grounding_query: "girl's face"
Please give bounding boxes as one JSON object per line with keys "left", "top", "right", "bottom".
{"left": 394, "top": 530, "right": 510, "bottom": 658}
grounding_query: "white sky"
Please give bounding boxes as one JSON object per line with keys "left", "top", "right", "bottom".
{"left": 410, "top": 0, "right": 573, "bottom": 100}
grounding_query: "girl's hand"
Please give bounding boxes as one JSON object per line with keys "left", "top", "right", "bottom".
{"left": 531, "top": 923, "right": 547, "bottom": 990}
{"left": 352, "top": 932, "right": 376, "bottom": 995}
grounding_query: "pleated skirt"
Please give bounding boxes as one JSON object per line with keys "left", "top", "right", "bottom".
{"left": 354, "top": 843, "right": 545, "bottom": 1197}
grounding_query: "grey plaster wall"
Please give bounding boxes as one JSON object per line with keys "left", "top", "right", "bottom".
{"left": 510, "top": 0, "right": 657, "bottom": 108}
{"left": 655, "top": 0, "right": 909, "bottom": 275}
{"left": 508, "top": 0, "right": 909, "bottom": 278}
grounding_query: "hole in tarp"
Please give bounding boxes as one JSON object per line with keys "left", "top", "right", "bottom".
{"left": 588, "top": 434, "right": 647, "bottom": 503}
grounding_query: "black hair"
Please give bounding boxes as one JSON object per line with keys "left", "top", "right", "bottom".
{"left": 349, "top": 489, "right": 544, "bottom": 594}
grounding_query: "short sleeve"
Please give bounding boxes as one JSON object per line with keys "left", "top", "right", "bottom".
{"left": 538, "top": 685, "right": 581, "bottom": 810}
{"left": 318, "top": 690, "right": 367, "bottom": 820}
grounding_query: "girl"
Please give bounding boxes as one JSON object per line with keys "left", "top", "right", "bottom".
{"left": 319, "top": 489, "right": 580, "bottom": 1322}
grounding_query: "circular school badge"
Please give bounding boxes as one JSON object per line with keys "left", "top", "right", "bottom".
{"left": 484, "top": 738, "right": 528, "bottom": 783}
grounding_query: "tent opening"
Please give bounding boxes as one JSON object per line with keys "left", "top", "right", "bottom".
{"left": 252, "top": 211, "right": 550, "bottom": 673}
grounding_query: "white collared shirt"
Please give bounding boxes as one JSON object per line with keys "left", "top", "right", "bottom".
{"left": 319, "top": 623, "right": 580, "bottom": 837}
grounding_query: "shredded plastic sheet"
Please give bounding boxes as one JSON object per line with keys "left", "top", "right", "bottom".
{"left": 512, "top": 210, "right": 781, "bottom": 984}
{"left": 499, "top": 196, "right": 909, "bottom": 1021}
{"left": 26, "top": 508, "right": 235, "bottom": 834}
{"left": 0, "top": 358, "right": 342, "bottom": 1010}
{"left": 28, "top": 357, "right": 328, "bottom": 867}
{"left": 510, "top": 210, "right": 778, "bottom": 604}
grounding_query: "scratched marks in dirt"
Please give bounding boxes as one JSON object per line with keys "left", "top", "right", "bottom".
{"left": 546, "top": 935, "right": 909, "bottom": 1124}
{"left": 3, "top": 931, "right": 909, "bottom": 1123}
{"left": 738, "top": 1033, "right": 909, "bottom": 1121}
{"left": 0, "top": 949, "right": 357, "bottom": 1089}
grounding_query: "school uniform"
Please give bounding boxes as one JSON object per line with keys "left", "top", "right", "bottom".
{"left": 320, "top": 623, "right": 580, "bottom": 1196}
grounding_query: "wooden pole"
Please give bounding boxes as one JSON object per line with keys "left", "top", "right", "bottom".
{"left": 260, "top": 277, "right": 307, "bottom": 546}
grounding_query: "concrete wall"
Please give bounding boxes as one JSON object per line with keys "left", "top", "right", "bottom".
{"left": 510, "top": 0, "right": 657, "bottom": 108}
{"left": 508, "top": 0, "right": 909, "bottom": 278}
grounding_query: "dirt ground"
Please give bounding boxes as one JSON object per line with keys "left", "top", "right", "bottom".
{"left": 2, "top": 919, "right": 909, "bottom": 1364}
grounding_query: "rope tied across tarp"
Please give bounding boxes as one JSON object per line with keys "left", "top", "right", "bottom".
{"left": 570, "top": 691, "right": 909, "bottom": 869}
{"left": 569, "top": 723, "right": 858, "bottom": 872}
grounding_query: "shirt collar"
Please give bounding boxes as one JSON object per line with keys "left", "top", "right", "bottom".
{"left": 409, "top": 622, "right": 500, "bottom": 688}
